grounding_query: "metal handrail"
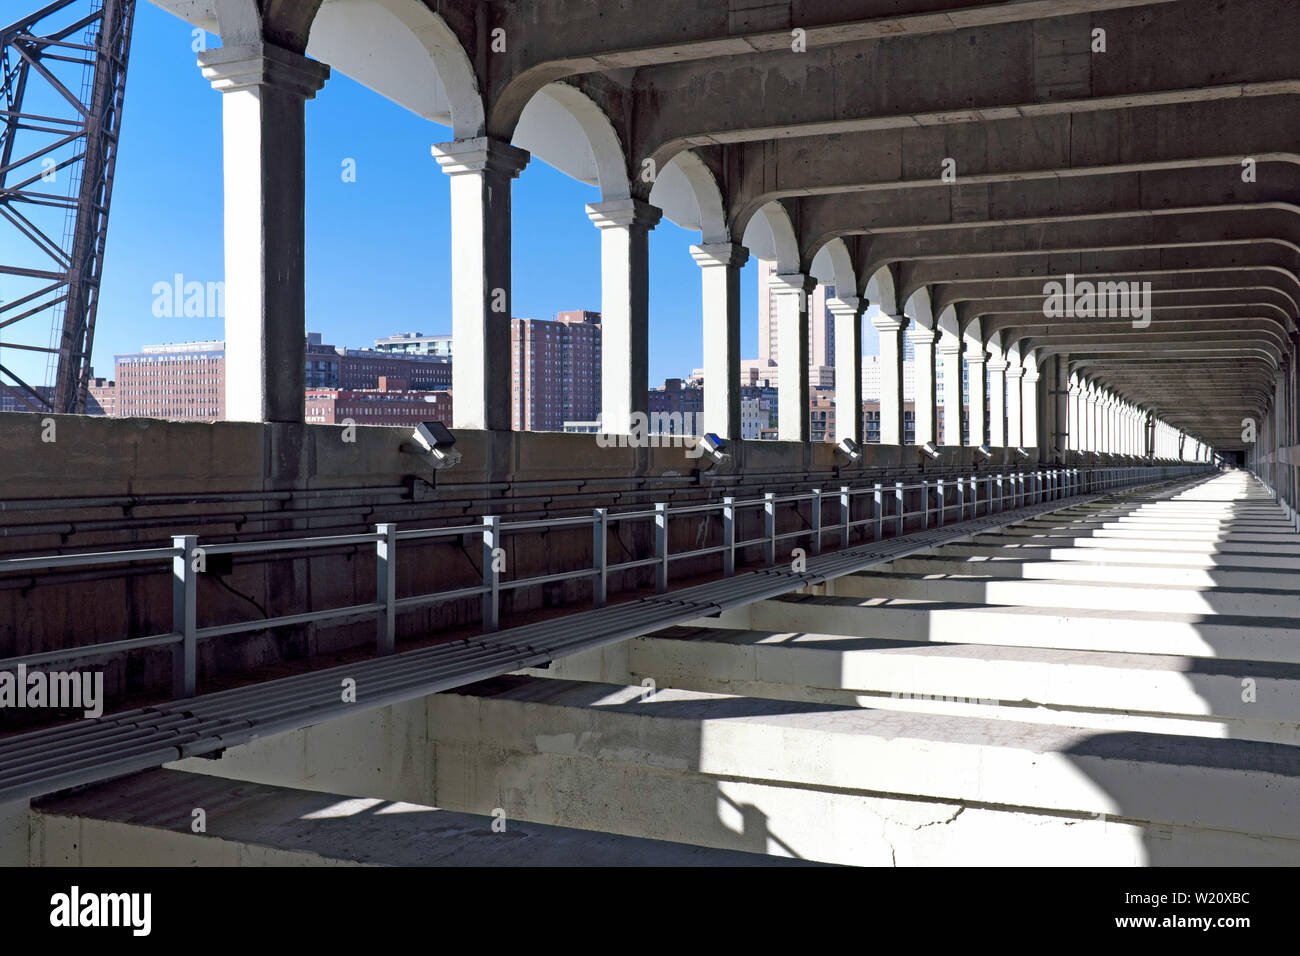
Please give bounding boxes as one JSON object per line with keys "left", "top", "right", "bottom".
{"left": 0, "top": 463, "right": 1211, "bottom": 699}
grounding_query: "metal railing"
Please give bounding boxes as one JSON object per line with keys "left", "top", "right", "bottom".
{"left": 0, "top": 464, "right": 1208, "bottom": 699}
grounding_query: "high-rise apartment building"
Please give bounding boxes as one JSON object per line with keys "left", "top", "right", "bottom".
{"left": 511, "top": 310, "right": 601, "bottom": 432}
{"left": 757, "top": 259, "right": 835, "bottom": 369}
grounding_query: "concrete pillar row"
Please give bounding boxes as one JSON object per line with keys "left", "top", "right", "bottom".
{"left": 967, "top": 351, "right": 987, "bottom": 448}
{"left": 431, "top": 135, "right": 531, "bottom": 430}
{"left": 909, "top": 327, "right": 938, "bottom": 446}
{"left": 772, "top": 273, "right": 816, "bottom": 442}
{"left": 1067, "top": 381, "right": 1083, "bottom": 452}
{"left": 588, "top": 198, "right": 662, "bottom": 435}
{"left": 987, "top": 358, "right": 1008, "bottom": 447}
{"left": 1005, "top": 364, "right": 1025, "bottom": 448}
{"left": 828, "top": 297, "right": 865, "bottom": 445}
{"left": 1020, "top": 363, "right": 1040, "bottom": 448}
{"left": 199, "top": 43, "right": 330, "bottom": 424}
{"left": 1084, "top": 385, "right": 1098, "bottom": 452}
{"left": 937, "top": 336, "right": 963, "bottom": 446}
{"left": 691, "top": 242, "right": 748, "bottom": 439}
{"left": 872, "top": 314, "right": 907, "bottom": 445}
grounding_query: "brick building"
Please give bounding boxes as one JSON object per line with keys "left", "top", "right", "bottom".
{"left": 511, "top": 310, "right": 601, "bottom": 431}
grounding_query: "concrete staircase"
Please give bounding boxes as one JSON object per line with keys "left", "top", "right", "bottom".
{"left": 36, "top": 471, "right": 1300, "bottom": 865}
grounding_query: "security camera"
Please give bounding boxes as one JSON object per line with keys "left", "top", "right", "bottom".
{"left": 919, "top": 441, "right": 941, "bottom": 461}
{"left": 837, "top": 437, "right": 862, "bottom": 462}
{"left": 402, "top": 421, "right": 461, "bottom": 470}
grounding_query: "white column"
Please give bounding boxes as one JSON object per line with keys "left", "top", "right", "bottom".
{"left": 200, "top": 44, "right": 329, "bottom": 424}
{"left": 1021, "top": 362, "right": 1040, "bottom": 448}
{"left": 872, "top": 314, "right": 906, "bottom": 445}
{"left": 908, "top": 327, "right": 937, "bottom": 445}
{"left": 691, "top": 242, "right": 748, "bottom": 438}
{"left": 1068, "top": 379, "right": 1083, "bottom": 451}
{"left": 987, "top": 358, "right": 1008, "bottom": 446}
{"left": 772, "top": 274, "right": 815, "bottom": 441}
{"left": 938, "top": 334, "right": 963, "bottom": 446}
{"left": 967, "top": 349, "right": 987, "bottom": 448}
{"left": 1085, "top": 385, "right": 1098, "bottom": 451}
{"left": 588, "top": 198, "right": 662, "bottom": 435}
{"left": 431, "top": 136, "right": 530, "bottom": 430}
{"left": 829, "top": 297, "right": 865, "bottom": 444}
{"left": 1005, "top": 364, "right": 1024, "bottom": 448}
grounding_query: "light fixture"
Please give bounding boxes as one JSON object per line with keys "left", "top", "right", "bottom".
{"left": 837, "top": 437, "right": 862, "bottom": 462}
{"left": 695, "top": 432, "right": 730, "bottom": 467}
{"left": 402, "top": 421, "right": 461, "bottom": 470}
{"left": 976, "top": 445, "right": 993, "bottom": 460}
{"left": 1015, "top": 447, "right": 1030, "bottom": 459}
{"left": 918, "top": 441, "right": 941, "bottom": 461}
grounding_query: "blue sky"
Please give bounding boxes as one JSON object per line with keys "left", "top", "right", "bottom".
{"left": 52, "top": 1, "right": 770, "bottom": 387}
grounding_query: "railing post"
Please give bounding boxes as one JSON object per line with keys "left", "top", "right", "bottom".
{"left": 957, "top": 477, "right": 966, "bottom": 522}
{"left": 921, "top": 480, "right": 929, "bottom": 530}
{"left": 592, "top": 508, "right": 608, "bottom": 607}
{"left": 838, "top": 486, "right": 852, "bottom": 548}
{"left": 895, "top": 481, "right": 904, "bottom": 536}
{"left": 375, "top": 523, "right": 397, "bottom": 656}
{"left": 995, "top": 473, "right": 1004, "bottom": 512}
{"left": 482, "top": 515, "right": 500, "bottom": 633}
{"left": 655, "top": 501, "right": 669, "bottom": 593}
{"left": 172, "top": 534, "right": 198, "bottom": 698}
{"left": 872, "top": 483, "right": 883, "bottom": 541}
{"left": 811, "top": 488, "right": 823, "bottom": 555}
{"left": 723, "top": 497, "right": 736, "bottom": 576}
{"left": 937, "top": 478, "right": 945, "bottom": 527}
{"left": 764, "top": 492, "right": 777, "bottom": 566}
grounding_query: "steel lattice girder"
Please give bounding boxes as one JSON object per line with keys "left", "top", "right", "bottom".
{"left": 0, "top": 0, "right": 135, "bottom": 413}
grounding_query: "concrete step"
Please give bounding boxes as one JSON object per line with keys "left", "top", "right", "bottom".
{"left": 927, "top": 542, "right": 1300, "bottom": 570}
{"left": 970, "top": 531, "right": 1300, "bottom": 555}
{"left": 413, "top": 675, "right": 1300, "bottom": 865}
{"left": 824, "top": 569, "right": 1300, "bottom": 617}
{"left": 31, "top": 768, "right": 811, "bottom": 866}
{"left": 614, "top": 626, "right": 1300, "bottom": 744}
{"left": 699, "top": 595, "right": 1300, "bottom": 664}
{"left": 879, "top": 554, "right": 1300, "bottom": 591}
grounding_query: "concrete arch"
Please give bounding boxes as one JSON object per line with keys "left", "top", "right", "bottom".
{"left": 937, "top": 304, "right": 959, "bottom": 340}
{"left": 650, "top": 150, "right": 729, "bottom": 244}
{"left": 864, "top": 265, "right": 898, "bottom": 315}
{"left": 962, "top": 315, "right": 985, "bottom": 358}
{"left": 986, "top": 329, "right": 1005, "bottom": 362}
{"left": 810, "top": 237, "right": 857, "bottom": 298}
{"left": 307, "top": 0, "right": 484, "bottom": 138}
{"left": 741, "top": 202, "right": 801, "bottom": 274}
{"left": 212, "top": 0, "right": 262, "bottom": 45}
{"left": 514, "top": 82, "right": 630, "bottom": 201}
{"left": 904, "top": 286, "right": 935, "bottom": 331}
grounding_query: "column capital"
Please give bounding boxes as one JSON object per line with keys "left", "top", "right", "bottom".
{"left": 870, "top": 313, "right": 906, "bottom": 333}
{"left": 770, "top": 272, "right": 817, "bottom": 297}
{"left": 1005, "top": 365, "right": 1025, "bottom": 380}
{"left": 586, "top": 197, "right": 662, "bottom": 231}
{"left": 986, "top": 358, "right": 1008, "bottom": 373}
{"left": 907, "top": 327, "right": 936, "bottom": 347}
{"left": 432, "top": 136, "right": 530, "bottom": 179}
{"left": 826, "top": 295, "right": 864, "bottom": 318}
{"left": 689, "top": 241, "right": 748, "bottom": 269}
{"left": 965, "top": 350, "right": 987, "bottom": 366}
{"left": 1022, "top": 366, "right": 1041, "bottom": 383}
{"left": 935, "top": 339, "right": 962, "bottom": 357}
{"left": 198, "top": 43, "right": 329, "bottom": 98}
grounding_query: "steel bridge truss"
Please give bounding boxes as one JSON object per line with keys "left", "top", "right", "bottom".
{"left": 0, "top": 0, "right": 135, "bottom": 413}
